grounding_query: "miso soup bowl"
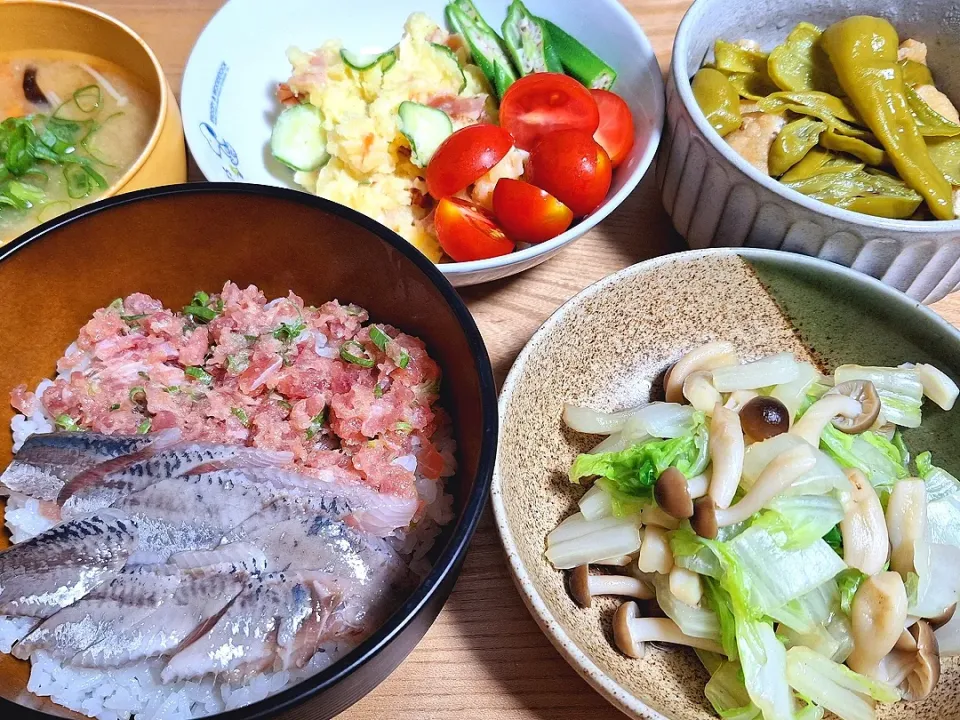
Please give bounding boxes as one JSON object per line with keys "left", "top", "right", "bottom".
{"left": 0, "top": 0, "right": 186, "bottom": 209}
{"left": 662, "top": 0, "right": 960, "bottom": 304}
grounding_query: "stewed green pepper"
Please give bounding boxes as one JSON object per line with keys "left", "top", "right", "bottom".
{"left": 692, "top": 68, "right": 741, "bottom": 137}
{"left": 821, "top": 16, "right": 954, "bottom": 219}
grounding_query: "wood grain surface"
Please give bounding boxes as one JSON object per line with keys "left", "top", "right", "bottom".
{"left": 76, "top": 0, "right": 960, "bottom": 716}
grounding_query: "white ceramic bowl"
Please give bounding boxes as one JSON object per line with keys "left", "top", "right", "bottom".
{"left": 662, "top": 0, "right": 960, "bottom": 304}
{"left": 181, "top": 0, "right": 663, "bottom": 286}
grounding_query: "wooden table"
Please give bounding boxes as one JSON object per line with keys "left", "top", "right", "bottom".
{"left": 82, "top": 0, "right": 960, "bottom": 716}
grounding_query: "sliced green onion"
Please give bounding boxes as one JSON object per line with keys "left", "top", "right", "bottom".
{"left": 108, "top": 298, "right": 124, "bottom": 311}
{"left": 137, "top": 371, "right": 150, "bottom": 380}
{"left": 340, "top": 340, "right": 375, "bottom": 367}
{"left": 128, "top": 386, "right": 146, "bottom": 403}
{"left": 109, "top": 403, "right": 121, "bottom": 411}
{"left": 36, "top": 200, "right": 71, "bottom": 223}
{"left": 398, "top": 349, "right": 411, "bottom": 369}
{"left": 185, "top": 366, "right": 213, "bottom": 385}
{"left": 231, "top": 407, "right": 250, "bottom": 426}
{"left": 244, "top": 334, "right": 259, "bottom": 343}
{"left": 369, "top": 325, "right": 391, "bottom": 351}
{"left": 305, "top": 409, "right": 327, "bottom": 440}
{"left": 395, "top": 421, "right": 413, "bottom": 433}
{"left": 137, "top": 418, "right": 152, "bottom": 434}
{"left": 276, "top": 398, "right": 292, "bottom": 411}
{"left": 273, "top": 318, "right": 306, "bottom": 342}
{"left": 163, "top": 385, "right": 180, "bottom": 394}
{"left": 55, "top": 414, "right": 80, "bottom": 431}
{"left": 73, "top": 85, "right": 102, "bottom": 113}
{"left": 192, "top": 290, "right": 210, "bottom": 305}
{"left": 80, "top": 112, "right": 125, "bottom": 166}
{"left": 121, "top": 313, "right": 148, "bottom": 323}
{"left": 184, "top": 304, "right": 218, "bottom": 322}
{"left": 63, "top": 163, "right": 92, "bottom": 199}
{"left": 374, "top": 383, "right": 384, "bottom": 399}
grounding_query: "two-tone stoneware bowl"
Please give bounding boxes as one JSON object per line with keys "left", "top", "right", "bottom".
{"left": 662, "top": 0, "right": 960, "bottom": 304}
{"left": 493, "top": 248, "right": 960, "bottom": 719}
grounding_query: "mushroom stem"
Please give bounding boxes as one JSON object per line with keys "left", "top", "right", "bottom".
{"left": 886, "top": 479, "right": 929, "bottom": 584}
{"left": 569, "top": 565, "right": 654, "bottom": 608}
{"left": 614, "top": 602, "right": 724, "bottom": 659}
{"left": 708, "top": 403, "right": 745, "bottom": 509}
{"left": 683, "top": 370, "right": 722, "bottom": 414}
{"left": 723, "top": 390, "right": 758, "bottom": 412}
{"left": 688, "top": 473, "right": 710, "bottom": 499}
{"left": 790, "top": 394, "right": 862, "bottom": 446}
{"left": 712, "top": 445, "right": 816, "bottom": 527}
{"left": 665, "top": 342, "right": 738, "bottom": 404}
{"left": 848, "top": 571, "right": 909, "bottom": 679}
{"left": 840, "top": 468, "right": 889, "bottom": 576}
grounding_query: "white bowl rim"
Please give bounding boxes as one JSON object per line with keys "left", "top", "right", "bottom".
{"left": 180, "top": 0, "right": 664, "bottom": 278}
{"left": 671, "top": 0, "right": 960, "bottom": 233}
{"left": 491, "top": 246, "right": 960, "bottom": 719}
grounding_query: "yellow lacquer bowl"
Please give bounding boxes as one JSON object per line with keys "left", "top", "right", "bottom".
{"left": 0, "top": 0, "right": 186, "bottom": 203}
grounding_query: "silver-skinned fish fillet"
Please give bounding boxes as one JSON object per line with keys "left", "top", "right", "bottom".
{"left": 160, "top": 570, "right": 343, "bottom": 683}
{"left": 58, "top": 443, "right": 293, "bottom": 518}
{"left": 0, "top": 429, "right": 180, "bottom": 502}
{"left": 0, "top": 509, "right": 137, "bottom": 618}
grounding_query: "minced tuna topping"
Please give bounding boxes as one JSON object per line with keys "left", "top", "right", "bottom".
{"left": 10, "top": 283, "right": 452, "bottom": 516}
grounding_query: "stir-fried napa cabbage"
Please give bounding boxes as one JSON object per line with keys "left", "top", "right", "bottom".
{"left": 546, "top": 344, "right": 960, "bottom": 720}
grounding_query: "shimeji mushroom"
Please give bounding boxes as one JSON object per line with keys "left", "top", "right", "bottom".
{"left": 682, "top": 370, "right": 722, "bottom": 414}
{"left": 790, "top": 392, "right": 864, "bottom": 446}
{"left": 840, "top": 468, "right": 889, "bottom": 576}
{"left": 722, "top": 390, "right": 758, "bottom": 413}
{"left": 881, "top": 621, "right": 941, "bottom": 701}
{"left": 739, "top": 396, "right": 790, "bottom": 441}
{"left": 847, "top": 571, "right": 909, "bottom": 678}
{"left": 691, "top": 445, "right": 816, "bottom": 539}
{"left": 886, "top": 479, "right": 929, "bottom": 582}
{"left": 707, "top": 403, "right": 745, "bottom": 509}
{"left": 568, "top": 565, "right": 654, "bottom": 608}
{"left": 826, "top": 380, "right": 882, "bottom": 434}
{"left": 664, "top": 341, "right": 738, "bottom": 404}
{"left": 654, "top": 468, "right": 710, "bottom": 521}
{"left": 613, "top": 601, "right": 724, "bottom": 658}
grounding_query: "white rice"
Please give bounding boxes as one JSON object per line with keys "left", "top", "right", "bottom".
{"left": 4, "top": 375, "right": 458, "bottom": 719}
{"left": 20, "top": 642, "right": 347, "bottom": 720}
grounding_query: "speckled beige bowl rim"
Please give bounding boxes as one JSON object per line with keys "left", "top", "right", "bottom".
{"left": 672, "top": 0, "right": 960, "bottom": 233}
{"left": 2, "top": 0, "right": 170, "bottom": 197}
{"left": 490, "top": 246, "right": 960, "bottom": 719}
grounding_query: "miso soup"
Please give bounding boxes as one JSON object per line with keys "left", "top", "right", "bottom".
{"left": 0, "top": 50, "right": 158, "bottom": 246}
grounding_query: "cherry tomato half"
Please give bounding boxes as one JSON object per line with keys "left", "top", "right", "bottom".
{"left": 492, "top": 178, "right": 573, "bottom": 244}
{"left": 527, "top": 129, "right": 612, "bottom": 217}
{"left": 435, "top": 197, "right": 515, "bottom": 262}
{"left": 591, "top": 89, "right": 635, "bottom": 168}
{"left": 499, "top": 73, "right": 600, "bottom": 151}
{"left": 426, "top": 124, "right": 513, "bottom": 199}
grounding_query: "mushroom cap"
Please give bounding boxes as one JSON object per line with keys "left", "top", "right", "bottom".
{"left": 900, "top": 620, "right": 940, "bottom": 701}
{"left": 828, "top": 380, "right": 881, "bottom": 434}
{"left": 739, "top": 396, "right": 790, "bottom": 440}
{"left": 654, "top": 467, "right": 694, "bottom": 519}
{"left": 613, "top": 601, "right": 645, "bottom": 658}
{"left": 929, "top": 602, "right": 957, "bottom": 631}
{"left": 568, "top": 565, "right": 593, "bottom": 609}
{"left": 691, "top": 496, "right": 719, "bottom": 539}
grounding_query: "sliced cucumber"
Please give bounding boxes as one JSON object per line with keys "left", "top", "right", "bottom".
{"left": 270, "top": 104, "right": 330, "bottom": 172}
{"left": 397, "top": 101, "right": 453, "bottom": 167}
{"left": 341, "top": 47, "right": 398, "bottom": 72}
{"left": 430, "top": 43, "right": 467, "bottom": 93}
